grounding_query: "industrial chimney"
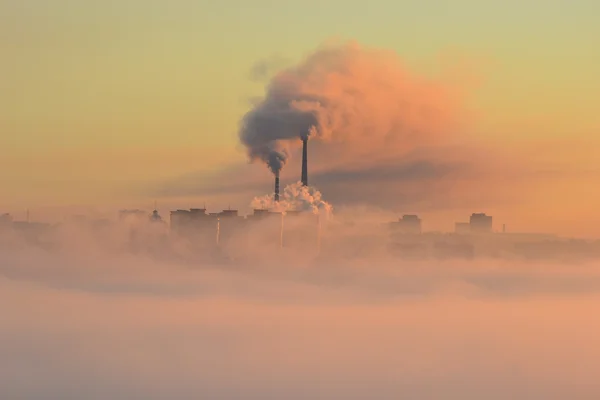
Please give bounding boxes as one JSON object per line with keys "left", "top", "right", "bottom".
{"left": 274, "top": 171, "right": 280, "bottom": 202}
{"left": 301, "top": 135, "right": 308, "bottom": 187}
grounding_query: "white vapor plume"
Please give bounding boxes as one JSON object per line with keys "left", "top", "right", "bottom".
{"left": 251, "top": 182, "right": 333, "bottom": 215}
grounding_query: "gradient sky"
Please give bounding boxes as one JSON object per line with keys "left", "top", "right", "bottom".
{"left": 1, "top": 0, "right": 599, "bottom": 234}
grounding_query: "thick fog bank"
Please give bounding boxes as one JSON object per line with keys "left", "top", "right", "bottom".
{"left": 2, "top": 225, "right": 600, "bottom": 399}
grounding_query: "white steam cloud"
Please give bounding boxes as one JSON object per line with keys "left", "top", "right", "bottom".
{"left": 251, "top": 182, "right": 333, "bottom": 215}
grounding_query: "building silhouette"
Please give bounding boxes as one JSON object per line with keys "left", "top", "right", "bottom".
{"left": 470, "top": 213, "right": 493, "bottom": 233}
{"left": 170, "top": 209, "right": 208, "bottom": 235}
{"left": 0, "top": 213, "right": 12, "bottom": 226}
{"left": 169, "top": 207, "right": 247, "bottom": 240}
{"left": 149, "top": 209, "right": 163, "bottom": 223}
{"left": 454, "top": 213, "right": 493, "bottom": 234}
{"left": 455, "top": 222, "right": 470, "bottom": 234}
{"left": 390, "top": 214, "right": 422, "bottom": 234}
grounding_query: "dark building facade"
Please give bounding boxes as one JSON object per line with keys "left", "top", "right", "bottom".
{"left": 469, "top": 213, "right": 493, "bottom": 233}
{"left": 390, "top": 215, "right": 422, "bottom": 234}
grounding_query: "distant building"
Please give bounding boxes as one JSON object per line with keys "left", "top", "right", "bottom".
{"left": 149, "top": 209, "right": 163, "bottom": 223}
{"left": 169, "top": 209, "right": 193, "bottom": 233}
{"left": 219, "top": 209, "right": 239, "bottom": 218}
{"left": 455, "top": 222, "right": 470, "bottom": 234}
{"left": 169, "top": 208, "right": 244, "bottom": 236}
{"left": 390, "top": 215, "right": 422, "bottom": 234}
{"left": 0, "top": 213, "right": 12, "bottom": 225}
{"left": 246, "top": 209, "right": 282, "bottom": 221}
{"left": 11, "top": 221, "right": 53, "bottom": 243}
{"left": 470, "top": 213, "right": 493, "bottom": 233}
{"left": 189, "top": 208, "right": 207, "bottom": 218}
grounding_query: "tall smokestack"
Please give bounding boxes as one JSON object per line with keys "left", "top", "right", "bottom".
{"left": 301, "top": 136, "right": 308, "bottom": 186}
{"left": 274, "top": 172, "right": 280, "bottom": 202}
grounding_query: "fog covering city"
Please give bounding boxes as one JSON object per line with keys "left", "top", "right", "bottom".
{"left": 2, "top": 40, "right": 600, "bottom": 399}
{"left": 3, "top": 190, "right": 600, "bottom": 399}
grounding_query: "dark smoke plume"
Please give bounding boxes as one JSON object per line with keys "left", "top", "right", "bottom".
{"left": 238, "top": 40, "right": 463, "bottom": 175}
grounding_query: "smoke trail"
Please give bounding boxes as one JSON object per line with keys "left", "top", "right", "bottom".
{"left": 239, "top": 40, "right": 462, "bottom": 175}
{"left": 251, "top": 182, "right": 332, "bottom": 216}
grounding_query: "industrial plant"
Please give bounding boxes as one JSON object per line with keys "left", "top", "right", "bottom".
{"left": 2, "top": 136, "right": 599, "bottom": 262}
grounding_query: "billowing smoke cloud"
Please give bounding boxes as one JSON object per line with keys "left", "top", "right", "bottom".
{"left": 251, "top": 182, "right": 332, "bottom": 215}
{"left": 239, "top": 41, "right": 463, "bottom": 175}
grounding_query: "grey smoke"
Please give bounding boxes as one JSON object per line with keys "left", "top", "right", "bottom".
{"left": 238, "top": 41, "right": 463, "bottom": 176}
{"left": 150, "top": 158, "right": 469, "bottom": 211}
{"left": 239, "top": 103, "right": 318, "bottom": 174}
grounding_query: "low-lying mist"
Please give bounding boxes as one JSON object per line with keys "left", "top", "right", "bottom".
{"left": 1, "top": 214, "right": 600, "bottom": 399}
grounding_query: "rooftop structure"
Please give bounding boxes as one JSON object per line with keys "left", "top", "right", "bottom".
{"left": 390, "top": 214, "right": 422, "bottom": 234}
{"left": 470, "top": 213, "right": 493, "bottom": 233}
{"left": 219, "top": 209, "right": 239, "bottom": 218}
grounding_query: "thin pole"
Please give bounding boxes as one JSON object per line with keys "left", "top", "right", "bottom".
{"left": 280, "top": 212, "right": 284, "bottom": 249}
{"left": 317, "top": 213, "right": 321, "bottom": 255}
{"left": 216, "top": 217, "right": 220, "bottom": 246}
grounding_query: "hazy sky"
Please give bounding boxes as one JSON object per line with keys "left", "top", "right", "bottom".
{"left": 1, "top": 0, "right": 599, "bottom": 234}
